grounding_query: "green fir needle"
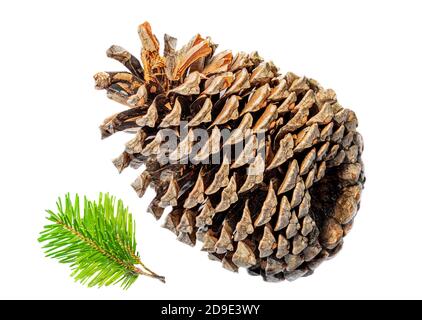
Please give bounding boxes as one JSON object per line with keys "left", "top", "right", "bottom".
{"left": 38, "top": 193, "right": 165, "bottom": 289}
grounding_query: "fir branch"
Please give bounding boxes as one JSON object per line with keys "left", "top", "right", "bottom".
{"left": 38, "top": 193, "right": 165, "bottom": 289}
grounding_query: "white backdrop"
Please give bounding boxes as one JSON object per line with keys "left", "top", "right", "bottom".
{"left": 1, "top": 0, "right": 421, "bottom": 299}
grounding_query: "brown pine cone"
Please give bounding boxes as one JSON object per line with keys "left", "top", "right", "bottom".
{"left": 94, "top": 21, "right": 365, "bottom": 282}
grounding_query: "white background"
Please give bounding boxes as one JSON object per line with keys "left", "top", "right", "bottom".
{"left": 1, "top": 0, "right": 421, "bottom": 300}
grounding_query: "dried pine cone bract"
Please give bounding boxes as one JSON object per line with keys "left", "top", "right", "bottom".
{"left": 94, "top": 22, "right": 365, "bottom": 282}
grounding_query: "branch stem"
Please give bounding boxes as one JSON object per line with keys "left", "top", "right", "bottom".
{"left": 134, "top": 266, "right": 166, "bottom": 283}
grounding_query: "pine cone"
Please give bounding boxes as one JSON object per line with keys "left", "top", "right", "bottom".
{"left": 94, "top": 22, "right": 365, "bottom": 282}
